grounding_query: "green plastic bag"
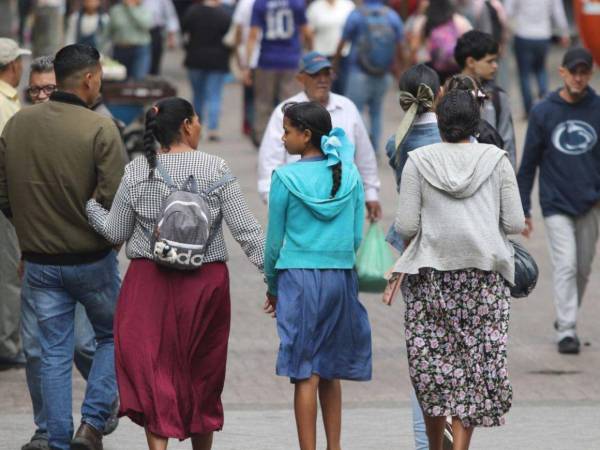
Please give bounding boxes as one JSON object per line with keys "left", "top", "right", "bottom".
{"left": 355, "top": 222, "right": 396, "bottom": 293}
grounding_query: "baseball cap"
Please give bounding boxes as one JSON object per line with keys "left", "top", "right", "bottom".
{"left": 0, "top": 38, "right": 31, "bottom": 66}
{"left": 562, "top": 47, "right": 593, "bottom": 71}
{"left": 300, "top": 52, "right": 332, "bottom": 75}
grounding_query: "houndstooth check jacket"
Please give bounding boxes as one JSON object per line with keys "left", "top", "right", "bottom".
{"left": 86, "top": 151, "right": 265, "bottom": 271}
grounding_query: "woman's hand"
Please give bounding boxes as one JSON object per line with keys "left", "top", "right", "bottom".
{"left": 521, "top": 217, "right": 533, "bottom": 238}
{"left": 264, "top": 293, "right": 277, "bottom": 318}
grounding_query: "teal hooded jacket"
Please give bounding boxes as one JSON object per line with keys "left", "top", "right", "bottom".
{"left": 264, "top": 149, "right": 365, "bottom": 296}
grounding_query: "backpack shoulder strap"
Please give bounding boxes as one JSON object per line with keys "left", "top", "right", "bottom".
{"left": 203, "top": 173, "right": 236, "bottom": 195}
{"left": 154, "top": 159, "right": 177, "bottom": 192}
{"left": 491, "top": 85, "right": 503, "bottom": 122}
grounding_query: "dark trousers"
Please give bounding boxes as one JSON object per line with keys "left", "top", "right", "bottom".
{"left": 514, "top": 36, "right": 551, "bottom": 115}
{"left": 150, "top": 26, "right": 164, "bottom": 76}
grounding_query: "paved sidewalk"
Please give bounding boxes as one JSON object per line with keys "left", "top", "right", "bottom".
{"left": 1, "top": 46, "right": 600, "bottom": 449}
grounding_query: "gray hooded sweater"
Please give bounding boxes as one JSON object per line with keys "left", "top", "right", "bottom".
{"left": 393, "top": 143, "right": 525, "bottom": 283}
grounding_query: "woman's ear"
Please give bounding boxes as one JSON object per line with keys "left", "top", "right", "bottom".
{"left": 303, "top": 128, "right": 313, "bottom": 147}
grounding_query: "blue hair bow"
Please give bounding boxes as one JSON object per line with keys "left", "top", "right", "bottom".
{"left": 320, "top": 127, "right": 355, "bottom": 167}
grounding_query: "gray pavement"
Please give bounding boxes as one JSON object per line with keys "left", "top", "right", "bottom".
{"left": 1, "top": 47, "right": 600, "bottom": 449}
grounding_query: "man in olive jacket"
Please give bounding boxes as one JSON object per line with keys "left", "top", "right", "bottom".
{"left": 0, "top": 44, "right": 125, "bottom": 450}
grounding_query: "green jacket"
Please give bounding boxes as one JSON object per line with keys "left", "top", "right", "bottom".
{"left": 0, "top": 91, "right": 125, "bottom": 264}
{"left": 109, "top": 4, "right": 152, "bottom": 46}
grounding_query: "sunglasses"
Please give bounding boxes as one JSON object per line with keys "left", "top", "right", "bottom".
{"left": 27, "top": 84, "right": 57, "bottom": 96}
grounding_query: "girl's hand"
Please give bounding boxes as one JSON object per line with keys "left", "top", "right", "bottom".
{"left": 264, "top": 293, "right": 277, "bottom": 318}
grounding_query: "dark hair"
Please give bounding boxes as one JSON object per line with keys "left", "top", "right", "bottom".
{"left": 398, "top": 64, "right": 440, "bottom": 114}
{"left": 54, "top": 44, "right": 100, "bottom": 86}
{"left": 144, "top": 97, "right": 195, "bottom": 177}
{"left": 282, "top": 101, "right": 342, "bottom": 197}
{"left": 30, "top": 55, "right": 55, "bottom": 74}
{"left": 454, "top": 30, "right": 499, "bottom": 69}
{"left": 424, "top": 0, "right": 455, "bottom": 37}
{"left": 443, "top": 74, "right": 488, "bottom": 108}
{"left": 436, "top": 90, "right": 480, "bottom": 143}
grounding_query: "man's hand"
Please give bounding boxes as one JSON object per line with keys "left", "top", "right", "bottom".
{"left": 264, "top": 293, "right": 277, "bottom": 318}
{"left": 366, "top": 201, "right": 382, "bottom": 222}
{"left": 521, "top": 217, "right": 533, "bottom": 238}
{"left": 559, "top": 35, "right": 571, "bottom": 48}
{"left": 167, "top": 32, "right": 177, "bottom": 49}
{"left": 242, "top": 68, "right": 253, "bottom": 87}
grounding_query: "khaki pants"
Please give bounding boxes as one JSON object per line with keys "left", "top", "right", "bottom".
{"left": 0, "top": 211, "right": 21, "bottom": 359}
{"left": 253, "top": 68, "right": 300, "bottom": 143}
{"left": 544, "top": 206, "right": 600, "bottom": 340}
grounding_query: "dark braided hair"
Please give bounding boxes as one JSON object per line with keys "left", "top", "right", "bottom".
{"left": 143, "top": 97, "right": 195, "bottom": 177}
{"left": 282, "top": 101, "right": 342, "bottom": 197}
{"left": 436, "top": 89, "right": 480, "bottom": 143}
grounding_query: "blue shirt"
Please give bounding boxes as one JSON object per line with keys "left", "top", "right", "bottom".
{"left": 251, "top": 0, "right": 307, "bottom": 70}
{"left": 341, "top": 0, "right": 404, "bottom": 71}
{"left": 517, "top": 88, "right": 600, "bottom": 217}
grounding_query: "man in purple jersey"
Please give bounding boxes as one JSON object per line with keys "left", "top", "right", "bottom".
{"left": 243, "top": 0, "right": 312, "bottom": 144}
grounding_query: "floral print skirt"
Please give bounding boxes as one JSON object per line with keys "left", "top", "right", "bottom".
{"left": 402, "top": 268, "right": 512, "bottom": 427}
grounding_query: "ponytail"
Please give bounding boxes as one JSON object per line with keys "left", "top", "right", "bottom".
{"left": 143, "top": 107, "right": 158, "bottom": 178}
{"left": 331, "top": 162, "right": 342, "bottom": 198}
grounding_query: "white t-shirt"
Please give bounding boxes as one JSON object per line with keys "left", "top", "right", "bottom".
{"left": 233, "top": 0, "right": 260, "bottom": 68}
{"left": 306, "top": 0, "right": 355, "bottom": 57}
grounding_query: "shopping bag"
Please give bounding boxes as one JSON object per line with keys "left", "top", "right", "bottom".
{"left": 355, "top": 223, "right": 396, "bottom": 293}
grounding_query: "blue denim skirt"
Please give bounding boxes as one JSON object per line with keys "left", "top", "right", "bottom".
{"left": 275, "top": 269, "right": 372, "bottom": 383}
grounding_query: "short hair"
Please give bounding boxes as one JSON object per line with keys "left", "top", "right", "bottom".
{"left": 30, "top": 55, "right": 55, "bottom": 74}
{"left": 454, "top": 30, "right": 499, "bottom": 69}
{"left": 54, "top": 44, "right": 100, "bottom": 87}
{"left": 398, "top": 64, "right": 440, "bottom": 114}
{"left": 437, "top": 90, "right": 480, "bottom": 143}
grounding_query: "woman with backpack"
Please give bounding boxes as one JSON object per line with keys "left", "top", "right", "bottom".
{"left": 263, "top": 101, "right": 372, "bottom": 450}
{"left": 409, "top": 0, "right": 472, "bottom": 83}
{"left": 389, "top": 90, "right": 525, "bottom": 450}
{"left": 86, "top": 97, "right": 265, "bottom": 450}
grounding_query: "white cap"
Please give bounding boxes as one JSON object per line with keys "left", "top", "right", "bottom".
{"left": 0, "top": 38, "right": 31, "bottom": 66}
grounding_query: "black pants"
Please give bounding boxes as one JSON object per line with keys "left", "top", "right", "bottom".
{"left": 150, "top": 26, "right": 164, "bottom": 76}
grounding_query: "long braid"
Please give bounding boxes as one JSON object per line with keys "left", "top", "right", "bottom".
{"left": 331, "top": 162, "right": 342, "bottom": 198}
{"left": 143, "top": 108, "right": 159, "bottom": 178}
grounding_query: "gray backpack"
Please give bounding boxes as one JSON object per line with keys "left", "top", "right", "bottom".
{"left": 149, "top": 159, "right": 234, "bottom": 270}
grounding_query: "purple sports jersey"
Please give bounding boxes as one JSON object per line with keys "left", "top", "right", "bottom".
{"left": 251, "top": 0, "right": 307, "bottom": 70}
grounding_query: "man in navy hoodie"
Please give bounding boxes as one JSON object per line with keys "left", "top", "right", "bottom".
{"left": 518, "top": 47, "right": 600, "bottom": 355}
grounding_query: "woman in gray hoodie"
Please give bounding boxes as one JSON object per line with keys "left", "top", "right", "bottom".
{"left": 392, "top": 90, "right": 525, "bottom": 450}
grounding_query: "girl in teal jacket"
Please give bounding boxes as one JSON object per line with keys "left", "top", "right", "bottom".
{"left": 264, "top": 101, "right": 372, "bottom": 450}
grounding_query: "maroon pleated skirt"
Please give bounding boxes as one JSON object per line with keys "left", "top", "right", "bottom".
{"left": 114, "top": 259, "right": 230, "bottom": 439}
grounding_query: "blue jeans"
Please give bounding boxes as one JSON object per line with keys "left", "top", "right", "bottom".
{"left": 188, "top": 69, "right": 227, "bottom": 131}
{"left": 113, "top": 44, "right": 151, "bottom": 80}
{"left": 24, "top": 251, "right": 120, "bottom": 450}
{"left": 514, "top": 36, "right": 550, "bottom": 114}
{"left": 411, "top": 388, "right": 428, "bottom": 450}
{"left": 21, "top": 278, "right": 96, "bottom": 441}
{"left": 346, "top": 69, "right": 392, "bottom": 153}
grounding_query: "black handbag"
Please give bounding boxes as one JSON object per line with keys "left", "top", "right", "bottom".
{"left": 510, "top": 240, "right": 539, "bottom": 298}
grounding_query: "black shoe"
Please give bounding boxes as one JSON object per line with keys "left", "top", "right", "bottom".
{"left": 102, "top": 398, "right": 119, "bottom": 436}
{"left": 21, "top": 436, "right": 49, "bottom": 450}
{"left": 558, "top": 336, "right": 580, "bottom": 354}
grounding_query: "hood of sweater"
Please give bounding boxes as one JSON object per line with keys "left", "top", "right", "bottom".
{"left": 408, "top": 142, "right": 506, "bottom": 199}
{"left": 276, "top": 159, "right": 362, "bottom": 221}
{"left": 546, "top": 86, "right": 598, "bottom": 109}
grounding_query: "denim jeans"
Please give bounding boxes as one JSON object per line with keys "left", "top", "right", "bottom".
{"left": 21, "top": 277, "right": 96, "bottom": 441}
{"left": 188, "top": 69, "right": 227, "bottom": 131}
{"left": 513, "top": 36, "right": 550, "bottom": 114}
{"left": 113, "top": 44, "right": 151, "bottom": 80}
{"left": 345, "top": 68, "right": 392, "bottom": 153}
{"left": 411, "top": 388, "right": 428, "bottom": 450}
{"left": 24, "top": 251, "right": 120, "bottom": 450}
